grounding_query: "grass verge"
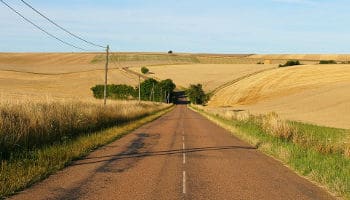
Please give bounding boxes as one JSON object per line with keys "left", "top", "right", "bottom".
{"left": 0, "top": 105, "right": 174, "bottom": 198}
{"left": 190, "top": 105, "right": 350, "bottom": 199}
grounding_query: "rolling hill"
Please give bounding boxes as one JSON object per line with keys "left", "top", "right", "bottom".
{"left": 209, "top": 64, "right": 350, "bottom": 129}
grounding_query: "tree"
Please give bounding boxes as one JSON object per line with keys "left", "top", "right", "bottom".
{"left": 159, "top": 79, "right": 176, "bottom": 103}
{"left": 186, "top": 84, "right": 208, "bottom": 105}
{"left": 91, "top": 78, "right": 176, "bottom": 103}
{"left": 140, "top": 78, "right": 158, "bottom": 101}
{"left": 279, "top": 60, "right": 301, "bottom": 67}
{"left": 319, "top": 60, "right": 337, "bottom": 64}
{"left": 141, "top": 66, "right": 149, "bottom": 74}
{"left": 168, "top": 50, "right": 173, "bottom": 54}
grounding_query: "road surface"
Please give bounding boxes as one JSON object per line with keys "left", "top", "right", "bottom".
{"left": 10, "top": 105, "right": 334, "bottom": 200}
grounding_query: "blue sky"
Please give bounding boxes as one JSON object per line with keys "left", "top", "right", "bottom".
{"left": 0, "top": 0, "right": 349, "bottom": 53}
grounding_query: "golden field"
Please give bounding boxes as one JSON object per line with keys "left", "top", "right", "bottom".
{"left": 209, "top": 64, "right": 350, "bottom": 129}
{"left": 131, "top": 64, "right": 276, "bottom": 91}
{"left": 0, "top": 68, "right": 138, "bottom": 100}
{"left": 0, "top": 53, "right": 264, "bottom": 99}
{"left": 1, "top": 52, "right": 350, "bottom": 129}
{"left": 247, "top": 54, "right": 350, "bottom": 61}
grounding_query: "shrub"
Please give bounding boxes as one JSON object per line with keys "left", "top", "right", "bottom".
{"left": 90, "top": 84, "right": 136, "bottom": 100}
{"left": 141, "top": 67, "right": 149, "bottom": 74}
{"left": 168, "top": 50, "right": 173, "bottom": 54}
{"left": 319, "top": 60, "right": 337, "bottom": 64}
{"left": 279, "top": 60, "right": 301, "bottom": 67}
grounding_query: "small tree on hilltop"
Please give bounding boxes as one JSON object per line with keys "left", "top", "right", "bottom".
{"left": 141, "top": 67, "right": 149, "bottom": 74}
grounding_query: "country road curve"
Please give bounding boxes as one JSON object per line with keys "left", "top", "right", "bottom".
{"left": 10, "top": 104, "right": 334, "bottom": 200}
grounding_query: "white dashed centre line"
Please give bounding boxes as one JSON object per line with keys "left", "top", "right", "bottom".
{"left": 183, "top": 171, "right": 186, "bottom": 194}
{"left": 182, "top": 112, "right": 186, "bottom": 195}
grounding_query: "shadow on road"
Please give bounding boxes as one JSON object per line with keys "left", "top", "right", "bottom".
{"left": 72, "top": 145, "right": 256, "bottom": 166}
{"left": 174, "top": 91, "right": 189, "bottom": 105}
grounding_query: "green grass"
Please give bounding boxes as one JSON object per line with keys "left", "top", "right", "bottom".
{"left": 190, "top": 106, "right": 350, "bottom": 199}
{"left": 289, "top": 121, "right": 349, "bottom": 155}
{"left": 0, "top": 106, "right": 174, "bottom": 198}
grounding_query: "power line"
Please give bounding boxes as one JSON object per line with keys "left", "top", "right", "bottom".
{"left": 0, "top": 0, "right": 90, "bottom": 51}
{"left": 20, "top": 0, "right": 105, "bottom": 49}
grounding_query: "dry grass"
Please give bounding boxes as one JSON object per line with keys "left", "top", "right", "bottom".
{"left": 131, "top": 64, "right": 276, "bottom": 91}
{"left": 194, "top": 105, "right": 349, "bottom": 158}
{"left": 0, "top": 97, "right": 169, "bottom": 158}
{"left": 210, "top": 64, "right": 350, "bottom": 129}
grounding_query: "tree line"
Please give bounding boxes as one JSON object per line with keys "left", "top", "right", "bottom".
{"left": 91, "top": 78, "right": 176, "bottom": 103}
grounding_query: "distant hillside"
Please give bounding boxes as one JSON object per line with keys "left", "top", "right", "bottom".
{"left": 209, "top": 64, "right": 350, "bottom": 129}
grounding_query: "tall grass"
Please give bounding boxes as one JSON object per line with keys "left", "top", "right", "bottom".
{"left": 191, "top": 105, "right": 350, "bottom": 199}
{"left": 200, "top": 107, "right": 350, "bottom": 158}
{"left": 0, "top": 99, "right": 168, "bottom": 159}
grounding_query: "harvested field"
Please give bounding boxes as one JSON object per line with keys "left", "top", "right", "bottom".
{"left": 0, "top": 53, "right": 101, "bottom": 74}
{"left": 0, "top": 69, "right": 138, "bottom": 100}
{"left": 209, "top": 65, "right": 350, "bottom": 129}
{"left": 131, "top": 64, "right": 276, "bottom": 91}
{"left": 248, "top": 54, "right": 350, "bottom": 62}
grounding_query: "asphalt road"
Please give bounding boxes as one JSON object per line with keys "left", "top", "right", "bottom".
{"left": 10, "top": 105, "right": 334, "bottom": 200}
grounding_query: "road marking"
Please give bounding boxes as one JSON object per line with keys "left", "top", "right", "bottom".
{"left": 183, "top": 171, "right": 186, "bottom": 194}
{"left": 182, "top": 136, "right": 185, "bottom": 141}
{"left": 183, "top": 153, "right": 186, "bottom": 164}
{"left": 183, "top": 142, "right": 185, "bottom": 150}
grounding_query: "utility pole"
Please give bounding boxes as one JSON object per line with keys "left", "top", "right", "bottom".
{"left": 138, "top": 75, "right": 141, "bottom": 102}
{"left": 152, "top": 83, "right": 155, "bottom": 102}
{"left": 103, "top": 45, "right": 110, "bottom": 105}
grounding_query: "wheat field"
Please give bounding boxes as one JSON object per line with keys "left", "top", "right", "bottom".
{"left": 209, "top": 64, "right": 350, "bottom": 129}
{"left": 247, "top": 54, "right": 350, "bottom": 61}
{"left": 0, "top": 68, "right": 139, "bottom": 100}
{"left": 131, "top": 64, "right": 277, "bottom": 91}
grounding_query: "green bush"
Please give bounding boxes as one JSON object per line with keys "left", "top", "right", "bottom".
{"left": 186, "top": 84, "right": 208, "bottom": 105}
{"left": 90, "top": 84, "right": 136, "bottom": 100}
{"left": 319, "top": 60, "right": 337, "bottom": 64}
{"left": 141, "top": 66, "right": 149, "bottom": 74}
{"left": 279, "top": 60, "right": 301, "bottom": 67}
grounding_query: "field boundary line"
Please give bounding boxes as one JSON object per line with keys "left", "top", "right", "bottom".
{"left": 209, "top": 67, "right": 277, "bottom": 95}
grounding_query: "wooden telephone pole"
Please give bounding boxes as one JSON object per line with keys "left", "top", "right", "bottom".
{"left": 103, "top": 45, "right": 110, "bottom": 105}
{"left": 138, "top": 75, "right": 141, "bottom": 102}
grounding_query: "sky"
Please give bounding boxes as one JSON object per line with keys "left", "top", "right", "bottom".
{"left": 0, "top": 0, "right": 350, "bottom": 53}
